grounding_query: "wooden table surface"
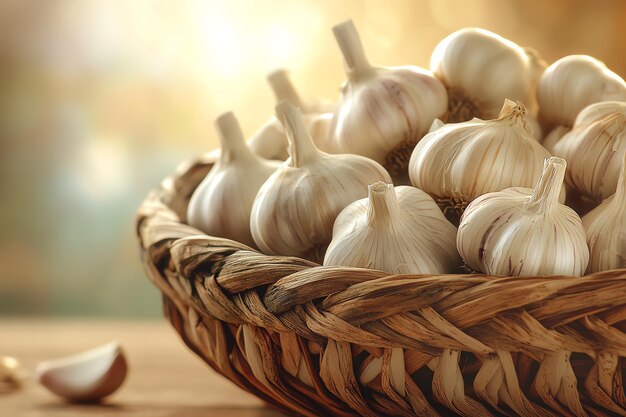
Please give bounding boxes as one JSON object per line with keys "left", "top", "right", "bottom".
{"left": 0, "top": 319, "right": 285, "bottom": 417}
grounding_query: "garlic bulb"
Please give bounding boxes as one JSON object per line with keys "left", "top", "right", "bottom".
{"left": 324, "top": 181, "right": 460, "bottom": 274}
{"left": 409, "top": 99, "right": 555, "bottom": 224}
{"left": 582, "top": 152, "right": 626, "bottom": 272}
{"left": 430, "top": 28, "right": 545, "bottom": 122}
{"left": 537, "top": 55, "right": 626, "bottom": 150}
{"left": 553, "top": 101, "right": 626, "bottom": 202}
{"left": 207, "top": 69, "right": 334, "bottom": 161}
{"left": 187, "top": 112, "right": 280, "bottom": 247}
{"left": 251, "top": 101, "right": 391, "bottom": 262}
{"left": 328, "top": 20, "right": 447, "bottom": 178}
{"left": 458, "top": 157, "right": 589, "bottom": 276}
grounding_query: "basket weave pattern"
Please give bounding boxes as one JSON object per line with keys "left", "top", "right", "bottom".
{"left": 136, "top": 156, "right": 626, "bottom": 417}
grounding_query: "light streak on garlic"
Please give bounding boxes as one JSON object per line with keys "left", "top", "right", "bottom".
{"left": 430, "top": 28, "right": 545, "bottom": 122}
{"left": 187, "top": 112, "right": 280, "bottom": 247}
{"left": 582, "top": 152, "right": 626, "bottom": 273}
{"left": 250, "top": 101, "right": 391, "bottom": 263}
{"left": 408, "top": 99, "right": 555, "bottom": 224}
{"left": 324, "top": 181, "right": 460, "bottom": 274}
{"left": 537, "top": 55, "right": 626, "bottom": 151}
{"left": 36, "top": 342, "right": 128, "bottom": 402}
{"left": 328, "top": 20, "right": 447, "bottom": 179}
{"left": 553, "top": 101, "right": 626, "bottom": 202}
{"left": 207, "top": 69, "right": 334, "bottom": 161}
{"left": 457, "top": 157, "right": 589, "bottom": 276}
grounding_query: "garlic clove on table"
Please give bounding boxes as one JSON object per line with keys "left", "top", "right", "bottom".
{"left": 36, "top": 342, "right": 128, "bottom": 402}
{"left": 0, "top": 356, "right": 27, "bottom": 393}
{"left": 328, "top": 19, "right": 447, "bottom": 180}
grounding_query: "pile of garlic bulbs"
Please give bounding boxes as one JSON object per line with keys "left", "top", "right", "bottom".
{"left": 187, "top": 20, "right": 626, "bottom": 277}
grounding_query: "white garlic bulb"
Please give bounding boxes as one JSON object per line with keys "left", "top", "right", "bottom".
{"left": 537, "top": 55, "right": 626, "bottom": 150}
{"left": 582, "top": 152, "right": 626, "bottom": 273}
{"left": 553, "top": 101, "right": 626, "bottom": 202}
{"left": 324, "top": 181, "right": 460, "bottom": 274}
{"left": 408, "top": 99, "right": 555, "bottom": 224}
{"left": 187, "top": 112, "right": 280, "bottom": 247}
{"left": 328, "top": 20, "right": 447, "bottom": 178}
{"left": 458, "top": 157, "right": 589, "bottom": 276}
{"left": 251, "top": 101, "right": 391, "bottom": 262}
{"left": 206, "top": 69, "right": 334, "bottom": 161}
{"left": 430, "top": 28, "right": 545, "bottom": 122}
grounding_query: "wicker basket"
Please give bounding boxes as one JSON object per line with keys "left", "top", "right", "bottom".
{"left": 136, "top": 155, "right": 626, "bottom": 417}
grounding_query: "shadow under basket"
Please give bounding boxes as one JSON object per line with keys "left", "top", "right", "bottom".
{"left": 136, "top": 156, "right": 626, "bottom": 417}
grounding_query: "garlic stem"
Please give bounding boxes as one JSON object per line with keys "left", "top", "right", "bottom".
{"left": 525, "top": 157, "right": 566, "bottom": 214}
{"left": 267, "top": 69, "right": 303, "bottom": 107}
{"left": 332, "top": 20, "right": 373, "bottom": 79}
{"left": 366, "top": 181, "right": 401, "bottom": 227}
{"left": 498, "top": 99, "right": 528, "bottom": 128}
{"left": 275, "top": 101, "right": 321, "bottom": 168}
{"left": 215, "top": 112, "right": 257, "bottom": 164}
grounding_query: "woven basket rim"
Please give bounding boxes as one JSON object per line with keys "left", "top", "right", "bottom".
{"left": 136, "top": 155, "right": 626, "bottom": 351}
{"left": 136, "top": 155, "right": 626, "bottom": 417}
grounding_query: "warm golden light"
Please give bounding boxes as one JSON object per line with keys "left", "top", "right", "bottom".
{"left": 0, "top": 0, "right": 624, "bottom": 316}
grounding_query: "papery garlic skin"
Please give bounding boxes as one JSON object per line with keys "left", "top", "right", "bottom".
{"left": 537, "top": 55, "right": 626, "bottom": 150}
{"left": 458, "top": 157, "right": 589, "bottom": 277}
{"left": 187, "top": 112, "right": 280, "bottom": 247}
{"left": 582, "top": 153, "right": 626, "bottom": 272}
{"left": 430, "top": 28, "right": 545, "bottom": 122}
{"left": 329, "top": 20, "right": 447, "bottom": 178}
{"left": 251, "top": 101, "right": 391, "bottom": 262}
{"left": 409, "top": 100, "right": 555, "bottom": 222}
{"left": 553, "top": 101, "right": 626, "bottom": 202}
{"left": 324, "top": 182, "right": 460, "bottom": 274}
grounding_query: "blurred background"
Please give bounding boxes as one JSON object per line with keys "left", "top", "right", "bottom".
{"left": 1, "top": 0, "right": 624, "bottom": 317}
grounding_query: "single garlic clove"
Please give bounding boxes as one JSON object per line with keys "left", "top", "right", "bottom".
{"left": 329, "top": 20, "right": 447, "bottom": 179}
{"left": 553, "top": 101, "right": 626, "bottom": 202}
{"left": 537, "top": 55, "right": 626, "bottom": 147}
{"left": 36, "top": 342, "right": 128, "bottom": 402}
{"left": 582, "top": 152, "right": 626, "bottom": 273}
{"left": 0, "top": 356, "right": 26, "bottom": 393}
{"left": 431, "top": 28, "right": 545, "bottom": 122}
